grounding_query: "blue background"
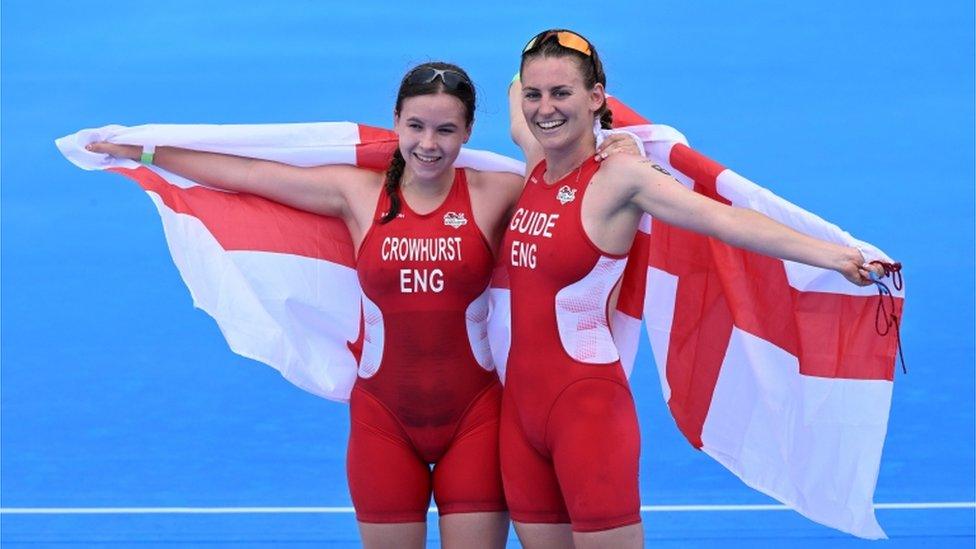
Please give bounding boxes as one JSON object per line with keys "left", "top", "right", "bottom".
{"left": 2, "top": 1, "right": 973, "bottom": 546}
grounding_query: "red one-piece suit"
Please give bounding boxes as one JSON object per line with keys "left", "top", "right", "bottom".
{"left": 349, "top": 168, "right": 506, "bottom": 523}
{"left": 500, "top": 157, "right": 642, "bottom": 532}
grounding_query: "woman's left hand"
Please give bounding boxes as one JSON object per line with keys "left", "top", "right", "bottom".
{"left": 595, "top": 133, "right": 643, "bottom": 161}
{"left": 839, "top": 247, "right": 888, "bottom": 286}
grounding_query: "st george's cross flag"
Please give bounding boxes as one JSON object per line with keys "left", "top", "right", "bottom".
{"left": 56, "top": 100, "right": 903, "bottom": 539}
{"left": 606, "top": 98, "right": 904, "bottom": 540}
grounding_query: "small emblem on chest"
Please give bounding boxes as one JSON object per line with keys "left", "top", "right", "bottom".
{"left": 443, "top": 211, "right": 468, "bottom": 229}
{"left": 556, "top": 185, "right": 577, "bottom": 205}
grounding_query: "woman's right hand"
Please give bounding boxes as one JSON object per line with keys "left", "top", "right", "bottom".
{"left": 86, "top": 142, "right": 141, "bottom": 161}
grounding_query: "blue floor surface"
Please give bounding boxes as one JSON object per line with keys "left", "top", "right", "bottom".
{"left": 3, "top": 1, "right": 973, "bottom": 546}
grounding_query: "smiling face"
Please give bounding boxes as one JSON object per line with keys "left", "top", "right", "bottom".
{"left": 520, "top": 55, "right": 605, "bottom": 156}
{"left": 394, "top": 92, "right": 472, "bottom": 182}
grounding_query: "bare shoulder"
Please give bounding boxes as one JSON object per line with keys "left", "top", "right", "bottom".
{"left": 464, "top": 168, "right": 525, "bottom": 245}
{"left": 598, "top": 152, "right": 647, "bottom": 176}
{"left": 597, "top": 154, "right": 674, "bottom": 191}
{"left": 593, "top": 153, "right": 644, "bottom": 189}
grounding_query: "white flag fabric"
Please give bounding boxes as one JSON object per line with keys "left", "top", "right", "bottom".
{"left": 56, "top": 101, "right": 903, "bottom": 539}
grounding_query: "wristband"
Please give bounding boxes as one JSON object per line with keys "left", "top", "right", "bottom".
{"left": 510, "top": 71, "right": 520, "bottom": 85}
{"left": 140, "top": 144, "right": 156, "bottom": 165}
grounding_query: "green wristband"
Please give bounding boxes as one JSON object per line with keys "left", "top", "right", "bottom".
{"left": 140, "top": 145, "right": 156, "bottom": 165}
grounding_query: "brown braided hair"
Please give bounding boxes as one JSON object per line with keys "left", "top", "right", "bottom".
{"left": 520, "top": 29, "right": 613, "bottom": 129}
{"left": 379, "top": 62, "right": 476, "bottom": 224}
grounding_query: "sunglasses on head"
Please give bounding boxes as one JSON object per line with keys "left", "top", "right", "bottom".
{"left": 522, "top": 30, "right": 593, "bottom": 57}
{"left": 404, "top": 67, "right": 473, "bottom": 93}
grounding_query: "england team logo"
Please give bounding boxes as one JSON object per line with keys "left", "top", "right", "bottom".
{"left": 556, "top": 185, "right": 577, "bottom": 205}
{"left": 443, "top": 212, "right": 468, "bottom": 229}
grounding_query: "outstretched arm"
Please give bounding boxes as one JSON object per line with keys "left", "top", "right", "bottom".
{"left": 86, "top": 143, "right": 371, "bottom": 218}
{"left": 612, "top": 156, "right": 884, "bottom": 285}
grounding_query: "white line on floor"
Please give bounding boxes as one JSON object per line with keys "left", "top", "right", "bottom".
{"left": 1, "top": 502, "right": 973, "bottom": 515}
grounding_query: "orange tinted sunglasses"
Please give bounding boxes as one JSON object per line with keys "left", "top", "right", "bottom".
{"left": 522, "top": 30, "right": 592, "bottom": 57}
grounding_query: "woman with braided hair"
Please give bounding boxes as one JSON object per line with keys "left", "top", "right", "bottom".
{"left": 87, "top": 61, "right": 515, "bottom": 548}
